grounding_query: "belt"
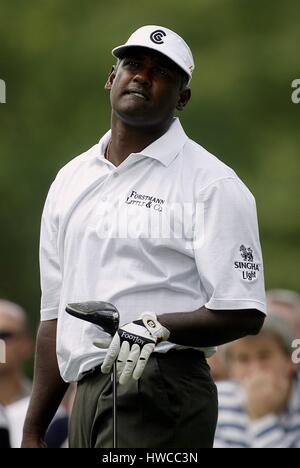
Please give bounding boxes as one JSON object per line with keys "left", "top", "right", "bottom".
{"left": 80, "top": 348, "right": 206, "bottom": 381}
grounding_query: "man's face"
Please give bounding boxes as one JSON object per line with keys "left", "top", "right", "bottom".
{"left": 105, "top": 47, "right": 190, "bottom": 129}
{"left": 0, "top": 313, "right": 32, "bottom": 374}
{"left": 227, "top": 333, "right": 295, "bottom": 382}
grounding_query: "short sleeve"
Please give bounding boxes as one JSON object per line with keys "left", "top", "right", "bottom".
{"left": 39, "top": 183, "right": 61, "bottom": 321}
{"left": 194, "top": 177, "right": 266, "bottom": 313}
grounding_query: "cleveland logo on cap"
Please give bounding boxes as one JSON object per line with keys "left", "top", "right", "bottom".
{"left": 112, "top": 25, "right": 195, "bottom": 82}
{"left": 150, "top": 30, "right": 166, "bottom": 44}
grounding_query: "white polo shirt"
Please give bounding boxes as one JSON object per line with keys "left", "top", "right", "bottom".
{"left": 40, "top": 118, "right": 266, "bottom": 382}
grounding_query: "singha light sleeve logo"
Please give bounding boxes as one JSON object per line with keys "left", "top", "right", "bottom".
{"left": 234, "top": 245, "right": 260, "bottom": 281}
{"left": 0, "top": 79, "right": 6, "bottom": 103}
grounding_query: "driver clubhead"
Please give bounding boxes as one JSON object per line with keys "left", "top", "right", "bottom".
{"left": 66, "top": 301, "right": 120, "bottom": 336}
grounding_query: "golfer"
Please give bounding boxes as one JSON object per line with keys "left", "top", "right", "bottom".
{"left": 22, "top": 25, "right": 266, "bottom": 448}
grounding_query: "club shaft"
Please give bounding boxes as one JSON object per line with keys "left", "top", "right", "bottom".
{"left": 112, "top": 362, "right": 117, "bottom": 448}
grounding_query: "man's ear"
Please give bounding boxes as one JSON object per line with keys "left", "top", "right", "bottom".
{"left": 105, "top": 66, "right": 116, "bottom": 91}
{"left": 176, "top": 88, "right": 191, "bottom": 111}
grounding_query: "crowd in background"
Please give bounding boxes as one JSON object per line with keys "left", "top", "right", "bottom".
{"left": 213, "top": 290, "right": 300, "bottom": 448}
{"left": 0, "top": 299, "right": 74, "bottom": 448}
{"left": 1, "top": 290, "right": 300, "bottom": 448}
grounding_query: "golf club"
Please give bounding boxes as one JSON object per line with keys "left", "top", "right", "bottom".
{"left": 66, "top": 301, "right": 120, "bottom": 448}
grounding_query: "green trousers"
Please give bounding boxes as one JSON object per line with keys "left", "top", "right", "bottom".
{"left": 69, "top": 349, "right": 218, "bottom": 448}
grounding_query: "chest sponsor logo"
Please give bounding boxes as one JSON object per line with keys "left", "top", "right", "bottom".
{"left": 126, "top": 190, "right": 165, "bottom": 212}
{"left": 234, "top": 245, "right": 260, "bottom": 281}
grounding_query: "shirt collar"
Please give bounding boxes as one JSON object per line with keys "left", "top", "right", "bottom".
{"left": 98, "top": 129, "right": 112, "bottom": 161}
{"left": 97, "top": 118, "right": 188, "bottom": 167}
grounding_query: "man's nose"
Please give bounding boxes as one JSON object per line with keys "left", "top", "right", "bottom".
{"left": 133, "top": 69, "right": 151, "bottom": 86}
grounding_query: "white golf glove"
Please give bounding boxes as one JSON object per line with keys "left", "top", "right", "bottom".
{"left": 94, "top": 312, "right": 170, "bottom": 385}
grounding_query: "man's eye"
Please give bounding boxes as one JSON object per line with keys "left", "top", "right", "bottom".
{"left": 125, "top": 60, "right": 139, "bottom": 68}
{"left": 155, "top": 68, "right": 170, "bottom": 78}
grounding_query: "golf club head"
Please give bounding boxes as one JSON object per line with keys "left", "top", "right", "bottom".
{"left": 66, "top": 301, "right": 120, "bottom": 336}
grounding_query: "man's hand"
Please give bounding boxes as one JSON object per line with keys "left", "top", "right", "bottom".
{"left": 94, "top": 312, "right": 170, "bottom": 385}
{"left": 243, "top": 373, "right": 291, "bottom": 420}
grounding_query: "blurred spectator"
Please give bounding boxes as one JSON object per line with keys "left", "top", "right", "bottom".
{"left": 0, "top": 299, "right": 33, "bottom": 447}
{"left": 0, "top": 404, "right": 10, "bottom": 448}
{"left": 208, "top": 353, "right": 229, "bottom": 381}
{"left": 45, "top": 384, "right": 77, "bottom": 448}
{"left": 0, "top": 299, "right": 33, "bottom": 405}
{"left": 0, "top": 299, "right": 73, "bottom": 448}
{"left": 266, "top": 289, "right": 300, "bottom": 338}
{"left": 215, "top": 314, "right": 300, "bottom": 448}
{"left": 6, "top": 388, "right": 76, "bottom": 448}
{"left": 0, "top": 299, "right": 74, "bottom": 448}
{"left": 5, "top": 397, "right": 30, "bottom": 448}
{"left": 209, "top": 289, "right": 300, "bottom": 381}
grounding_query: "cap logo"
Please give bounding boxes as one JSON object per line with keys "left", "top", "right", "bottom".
{"left": 150, "top": 30, "right": 166, "bottom": 45}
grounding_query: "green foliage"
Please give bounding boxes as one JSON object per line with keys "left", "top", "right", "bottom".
{"left": 1, "top": 0, "right": 299, "bottom": 333}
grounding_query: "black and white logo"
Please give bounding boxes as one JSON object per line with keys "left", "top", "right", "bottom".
{"left": 234, "top": 245, "right": 260, "bottom": 281}
{"left": 126, "top": 190, "right": 165, "bottom": 212}
{"left": 146, "top": 319, "right": 156, "bottom": 329}
{"left": 240, "top": 245, "right": 254, "bottom": 262}
{"left": 150, "top": 30, "right": 166, "bottom": 44}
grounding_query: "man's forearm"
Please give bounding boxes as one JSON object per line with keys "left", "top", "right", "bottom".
{"left": 22, "top": 320, "right": 69, "bottom": 446}
{"left": 158, "top": 307, "right": 265, "bottom": 347}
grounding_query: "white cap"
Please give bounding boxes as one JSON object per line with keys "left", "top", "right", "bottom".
{"left": 112, "top": 25, "right": 195, "bottom": 83}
